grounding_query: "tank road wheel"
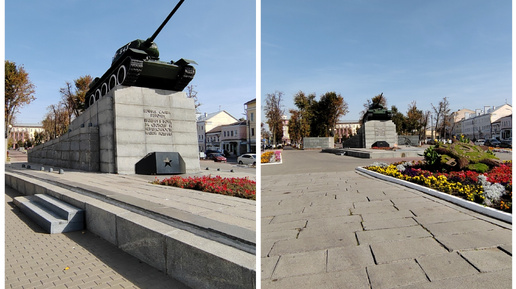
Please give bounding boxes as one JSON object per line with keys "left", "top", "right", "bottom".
{"left": 88, "top": 94, "right": 95, "bottom": 107}
{"left": 108, "top": 74, "right": 117, "bottom": 90}
{"left": 101, "top": 83, "right": 108, "bottom": 96}
{"left": 95, "top": 89, "right": 101, "bottom": 101}
{"left": 117, "top": 65, "right": 127, "bottom": 85}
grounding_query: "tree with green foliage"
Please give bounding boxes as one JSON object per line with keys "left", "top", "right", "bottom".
{"left": 293, "top": 91, "right": 316, "bottom": 137}
{"left": 390, "top": 105, "right": 406, "bottom": 134}
{"left": 315, "top": 91, "right": 348, "bottom": 137}
{"left": 264, "top": 91, "right": 285, "bottom": 145}
{"left": 406, "top": 101, "right": 423, "bottom": 135}
{"left": 288, "top": 109, "right": 302, "bottom": 145}
{"left": 5, "top": 60, "right": 36, "bottom": 136}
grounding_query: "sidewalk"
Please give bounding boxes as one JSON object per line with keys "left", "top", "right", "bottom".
{"left": 5, "top": 185, "right": 191, "bottom": 289}
{"left": 261, "top": 150, "right": 512, "bottom": 289}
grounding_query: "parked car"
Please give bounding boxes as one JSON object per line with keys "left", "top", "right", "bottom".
{"left": 474, "top": 139, "right": 485, "bottom": 146}
{"left": 205, "top": 149, "right": 221, "bottom": 158}
{"left": 237, "top": 154, "right": 256, "bottom": 166}
{"left": 484, "top": 139, "right": 501, "bottom": 147}
{"left": 209, "top": 153, "right": 227, "bottom": 162}
{"left": 500, "top": 138, "right": 512, "bottom": 148}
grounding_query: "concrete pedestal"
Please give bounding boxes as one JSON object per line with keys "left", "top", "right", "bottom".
{"left": 362, "top": 120, "right": 398, "bottom": 148}
{"left": 29, "top": 86, "right": 200, "bottom": 174}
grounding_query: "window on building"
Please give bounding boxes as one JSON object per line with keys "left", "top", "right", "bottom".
{"left": 251, "top": 113, "right": 254, "bottom": 122}
{"left": 251, "top": 128, "right": 255, "bottom": 136}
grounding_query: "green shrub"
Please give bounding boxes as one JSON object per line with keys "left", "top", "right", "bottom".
{"left": 467, "top": 163, "right": 490, "bottom": 173}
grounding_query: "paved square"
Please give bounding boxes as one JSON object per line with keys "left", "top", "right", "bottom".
{"left": 261, "top": 150, "right": 512, "bottom": 289}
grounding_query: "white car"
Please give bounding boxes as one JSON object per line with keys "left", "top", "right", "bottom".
{"left": 237, "top": 154, "right": 256, "bottom": 166}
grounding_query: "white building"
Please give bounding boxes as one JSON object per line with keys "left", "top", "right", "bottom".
{"left": 196, "top": 111, "right": 237, "bottom": 153}
{"left": 459, "top": 104, "right": 512, "bottom": 140}
{"left": 10, "top": 123, "right": 45, "bottom": 147}
{"left": 499, "top": 114, "right": 512, "bottom": 140}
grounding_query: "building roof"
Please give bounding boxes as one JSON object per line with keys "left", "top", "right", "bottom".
{"left": 206, "top": 125, "right": 224, "bottom": 134}
{"left": 196, "top": 110, "right": 237, "bottom": 122}
{"left": 12, "top": 123, "right": 43, "bottom": 128}
{"left": 244, "top": 98, "right": 256, "bottom": 105}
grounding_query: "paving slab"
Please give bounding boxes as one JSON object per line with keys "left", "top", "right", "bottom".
{"left": 271, "top": 250, "right": 326, "bottom": 279}
{"left": 396, "top": 269, "right": 511, "bottom": 289}
{"left": 268, "top": 234, "right": 357, "bottom": 256}
{"left": 362, "top": 217, "right": 418, "bottom": 231}
{"left": 263, "top": 268, "right": 370, "bottom": 289}
{"left": 422, "top": 219, "right": 502, "bottom": 236}
{"left": 370, "top": 237, "right": 449, "bottom": 264}
{"left": 414, "top": 212, "right": 475, "bottom": 225}
{"left": 416, "top": 252, "right": 479, "bottom": 281}
{"left": 327, "top": 245, "right": 375, "bottom": 272}
{"left": 360, "top": 209, "right": 415, "bottom": 222}
{"left": 366, "top": 259, "right": 429, "bottom": 289}
{"left": 434, "top": 228, "right": 512, "bottom": 252}
{"left": 458, "top": 248, "right": 512, "bottom": 272}
{"left": 356, "top": 225, "right": 432, "bottom": 245}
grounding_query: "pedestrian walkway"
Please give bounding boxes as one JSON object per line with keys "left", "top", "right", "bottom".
{"left": 262, "top": 168, "right": 512, "bottom": 289}
{"left": 5, "top": 185, "right": 191, "bottom": 289}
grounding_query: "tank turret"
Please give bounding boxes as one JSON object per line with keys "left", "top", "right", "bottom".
{"left": 85, "top": 0, "right": 196, "bottom": 108}
{"left": 362, "top": 103, "right": 393, "bottom": 123}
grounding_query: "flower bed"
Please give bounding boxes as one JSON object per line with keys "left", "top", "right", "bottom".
{"left": 365, "top": 161, "right": 512, "bottom": 213}
{"left": 261, "top": 150, "right": 282, "bottom": 164}
{"left": 153, "top": 175, "right": 256, "bottom": 200}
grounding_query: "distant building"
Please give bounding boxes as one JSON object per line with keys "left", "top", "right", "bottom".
{"left": 205, "top": 125, "right": 223, "bottom": 152}
{"left": 459, "top": 104, "right": 512, "bottom": 140}
{"left": 499, "top": 114, "right": 512, "bottom": 140}
{"left": 281, "top": 115, "right": 289, "bottom": 145}
{"left": 244, "top": 99, "right": 256, "bottom": 153}
{"left": 10, "top": 123, "right": 44, "bottom": 147}
{"left": 221, "top": 120, "right": 248, "bottom": 156}
{"left": 450, "top": 108, "right": 475, "bottom": 136}
{"left": 196, "top": 111, "right": 237, "bottom": 153}
{"left": 335, "top": 121, "right": 361, "bottom": 143}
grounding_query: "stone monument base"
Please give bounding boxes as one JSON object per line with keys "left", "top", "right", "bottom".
{"left": 29, "top": 86, "right": 200, "bottom": 174}
{"left": 362, "top": 120, "right": 398, "bottom": 148}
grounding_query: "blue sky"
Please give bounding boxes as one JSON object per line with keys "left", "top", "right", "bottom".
{"left": 262, "top": 0, "right": 512, "bottom": 122}
{"left": 6, "top": 0, "right": 256, "bottom": 124}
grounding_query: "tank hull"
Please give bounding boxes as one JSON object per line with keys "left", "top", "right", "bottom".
{"left": 85, "top": 48, "right": 195, "bottom": 108}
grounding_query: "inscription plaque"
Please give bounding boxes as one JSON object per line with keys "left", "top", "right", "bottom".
{"left": 144, "top": 109, "right": 173, "bottom": 136}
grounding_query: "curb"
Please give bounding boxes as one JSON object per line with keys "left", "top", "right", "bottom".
{"left": 355, "top": 167, "right": 512, "bottom": 224}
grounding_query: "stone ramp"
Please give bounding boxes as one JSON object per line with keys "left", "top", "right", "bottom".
{"left": 5, "top": 166, "right": 256, "bottom": 289}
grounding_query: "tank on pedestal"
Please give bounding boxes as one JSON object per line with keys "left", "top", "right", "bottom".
{"left": 85, "top": 0, "right": 196, "bottom": 108}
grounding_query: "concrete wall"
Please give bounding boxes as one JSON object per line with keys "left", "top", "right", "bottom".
{"left": 28, "top": 127, "right": 100, "bottom": 171}
{"left": 303, "top": 137, "right": 334, "bottom": 149}
{"left": 28, "top": 86, "right": 200, "bottom": 174}
{"left": 398, "top": 135, "right": 420, "bottom": 146}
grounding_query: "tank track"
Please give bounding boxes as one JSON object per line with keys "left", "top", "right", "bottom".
{"left": 85, "top": 57, "right": 143, "bottom": 108}
{"left": 173, "top": 65, "right": 196, "bottom": 91}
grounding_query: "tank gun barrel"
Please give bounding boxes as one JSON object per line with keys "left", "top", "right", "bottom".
{"left": 144, "top": 0, "right": 185, "bottom": 46}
